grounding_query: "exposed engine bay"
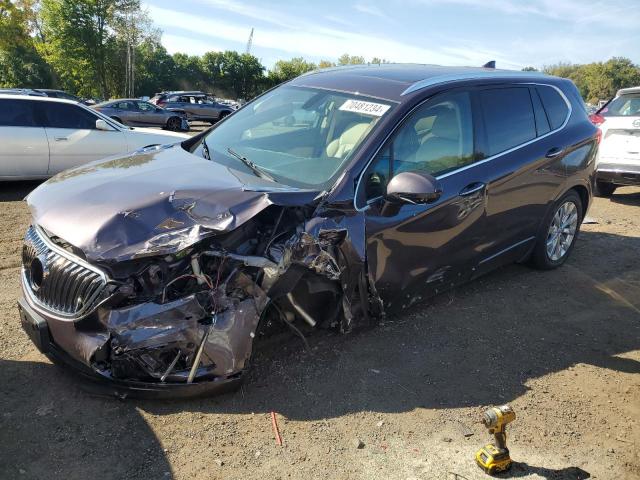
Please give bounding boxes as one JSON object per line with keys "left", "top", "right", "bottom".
{"left": 22, "top": 197, "right": 380, "bottom": 396}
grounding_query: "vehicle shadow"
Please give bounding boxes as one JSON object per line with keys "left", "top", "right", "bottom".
{"left": 138, "top": 229, "right": 640, "bottom": 421}
{"left": 0, "top": 181, "right": 42, "bottom": 202}
{"left": 0, "top": 358, "right": 173, "bottom": 479}
{"left": 608, "top": 187, "right": 640, "bottom": 206}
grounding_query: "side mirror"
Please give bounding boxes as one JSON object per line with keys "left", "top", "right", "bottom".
{"left": 385, "top": 171, "right": 442, "bottom": 204}
{"left": 95, "top": 119, "right": 113, "bottom": 131}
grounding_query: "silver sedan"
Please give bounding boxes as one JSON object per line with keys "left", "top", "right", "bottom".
{"left": 93, "top": 99, "right": 189, "bottom": 131}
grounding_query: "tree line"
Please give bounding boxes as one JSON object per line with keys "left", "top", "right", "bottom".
{"left": 2, "top": 1, "right": 638, "bottom": 103}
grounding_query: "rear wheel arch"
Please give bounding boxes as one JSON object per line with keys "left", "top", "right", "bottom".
{"left": 570, "top": 184, "right": 589, "bottom": 219}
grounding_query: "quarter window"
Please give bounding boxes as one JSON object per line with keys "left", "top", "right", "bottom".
{"left": 361, "top": 90, "right": 474, "bottom": 202}
{"left": 479, "top": 87, "right": 536, "bottom": 156}
{"left": 536, "top": 86, "right": 569, "bottom": 129}
{"left": 41, "top": 103, "right": 98, "bottom": 129}
{"left": 0, "top": 100, "right": 37, "bottom": 127}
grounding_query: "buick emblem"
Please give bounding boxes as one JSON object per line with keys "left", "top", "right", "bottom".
{"left": 633, "top": 119, "right": 640, "bottom": 128}
{"left": 29, "top": 255, "right": 48, "bottom": 291}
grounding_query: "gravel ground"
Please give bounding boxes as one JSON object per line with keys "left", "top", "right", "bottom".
{"left": 0, "top": 178, "right": 638, "bottom": 480}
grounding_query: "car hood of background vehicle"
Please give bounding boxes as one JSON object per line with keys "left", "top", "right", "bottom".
{"left": 26, "top": 145, "right": 321, "bottom": 264}
{"left": 127, "top": 127, "right": 188, "bottom": 139}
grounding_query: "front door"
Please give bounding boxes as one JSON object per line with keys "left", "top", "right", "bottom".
{"left": 39, "top": 102, "right": 127, "bottom": 175}
{"left": 358, "top": 89, "right": 489, "bottom": 309}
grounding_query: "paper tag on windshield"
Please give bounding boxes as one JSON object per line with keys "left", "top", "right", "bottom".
{"left": 339, "top": 99, "right": 390, "bottom": 117}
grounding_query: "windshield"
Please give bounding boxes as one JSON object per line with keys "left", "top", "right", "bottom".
{"left": 195, "top": 86, "right": 393, "bottom": 189}
{"left": 602, "top": 93, "right": 640, "bottom": 117}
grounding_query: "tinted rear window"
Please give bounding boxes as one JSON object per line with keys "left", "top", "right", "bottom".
{"left": 536, "top": 86, "right": 569, "bottom": 129}
{"left": 41, "top": 103, "right": 97, "bottom": 129}
{"left": 601, "top": 93, "right": 640, "bottom": 117}
{"left": 479, "top": 87, "right": 536, "bottom": 156}
{"left": 0, "top": 99, "right": 37, "bottom": 126}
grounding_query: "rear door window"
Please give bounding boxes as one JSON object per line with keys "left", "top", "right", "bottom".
{"left": 41, "top": 103, "right": 98, "bottom": 129}
{"left": 0, "top": 99, "right": 37, "bottom": 126}
{"left": 479, "top": 87, "right": 536, "bottom": 156}
{"left": 530, "top": 88, "right": 551, "bottom": 136}
{"left": 536, "top": 86, "right": 569, "bottom": 129}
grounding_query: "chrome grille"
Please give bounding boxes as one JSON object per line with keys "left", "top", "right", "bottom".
{"left": 22, "top": 225, "right": 108, "bottom": 319}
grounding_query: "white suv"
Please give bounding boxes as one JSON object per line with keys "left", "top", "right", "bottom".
{"left": 591, "top": 86, "right": 640, "bottom": 196}
{"left": 0, "top": 94, "right": 189, "bottom": 180}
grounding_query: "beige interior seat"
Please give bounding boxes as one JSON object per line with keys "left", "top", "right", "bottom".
{"left": 326, "top": 122, "right": 369, "bottom": 159}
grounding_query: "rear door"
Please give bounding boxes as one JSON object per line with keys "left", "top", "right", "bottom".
{"left": 0, "top": 99, "right": 50, "bottom": 178}
{"left": 473, "top": 84, "right": 570, "bottom": 274}
{"left": 40, "top": 102, "right": 127, "bottom": 174}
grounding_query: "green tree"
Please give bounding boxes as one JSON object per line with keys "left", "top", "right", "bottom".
{"left": 134, "top": 38, "right": 175, "bottom": 96}
{"left": 0, "top": 0, "right": 51, "bottom": 87}
{"left": 201, "top": 50, "right": 264, "bottom": 99}
{"left": 318, "top": 60, "right": 336, "bottom": 69}
{"left": 39, "top": 0, "right": 145, "bottom": 98}
{"left": 337, "top": 53, "right": 365, "bottom": 65}
{"left": 267, "top": 57, "right": 316, "bottom": 86}
{"left": 544, "top": 58, "right": 640, "bottom": 103}
{"left": 173, "top": 52, "right": 207, "bottom": 91}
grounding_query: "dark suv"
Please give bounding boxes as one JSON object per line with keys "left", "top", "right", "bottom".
{"left": 150, "top": 91, "right": 233, "bottom": 124}
{"left": 19, "top": 65, "right": 597, "bottom": 398}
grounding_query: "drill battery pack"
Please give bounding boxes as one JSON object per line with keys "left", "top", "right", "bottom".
{"left": 475, "top": 443, "right": 512, "bottom": 475}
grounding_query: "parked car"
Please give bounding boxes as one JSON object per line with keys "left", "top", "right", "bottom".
{"left": 0, "top": 94, "right": 188, "bottom": 180}
{"left": 0, "top": 88, "right": 96, "bottom": 104}
{"left": 93, "top": 99, "right": 190, "bottom": 131}
{"left": 589, "top": 86, "right": 640, "bottom": 196}
{"left": 0, "top": 88, "right": 47, "bottom": 97}
{"left": 18, "top": 65, "right": 597, "bottom": 398}
{"left": 149, "top": 91, "right": 233, "bottom": 123}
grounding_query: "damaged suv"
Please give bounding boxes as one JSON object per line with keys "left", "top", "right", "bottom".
{"left": 19, "top": 65, "right": 597, "bottom": 398}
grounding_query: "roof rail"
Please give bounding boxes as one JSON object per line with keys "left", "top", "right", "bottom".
{"left": 401, "top": 70, "right": 547, "bottom": 96}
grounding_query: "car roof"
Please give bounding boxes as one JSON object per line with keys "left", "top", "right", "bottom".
{"left": 617, "top": 86, "right": 640, "bottom": 96}
{"left": 0, "top": 93, "right": 80, "bottom": 105}
{"left": 290, "top": 63, "right": 550, "bottom": 102}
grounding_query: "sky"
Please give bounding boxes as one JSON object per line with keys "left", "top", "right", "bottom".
{"left": 143, "top": 0, "right": 640, "bottom": 70}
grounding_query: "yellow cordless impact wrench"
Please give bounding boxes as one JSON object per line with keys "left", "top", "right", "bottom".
{"left": 475, "top": 405, "right": 516, "bottom": 475}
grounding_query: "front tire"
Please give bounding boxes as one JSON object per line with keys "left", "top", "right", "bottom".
{"left": 530, "top": 191, "right": 583, "bottom": 270}
{"left": 594, "top": 180, "right": 616, "bottom": 197}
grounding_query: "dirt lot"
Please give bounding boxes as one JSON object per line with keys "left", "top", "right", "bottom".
{"left": 0, "top": 179, "right": 638, "bottom": 480}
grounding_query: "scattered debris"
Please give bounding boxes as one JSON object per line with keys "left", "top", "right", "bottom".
{"left": 457, "top": 421, "right": 474, "bottom": 437}
{"left": 353, "top": 438, "right": 365, "bottom": 449}
{"left": 271, "top": 411, "right": 283, "bottom": 446}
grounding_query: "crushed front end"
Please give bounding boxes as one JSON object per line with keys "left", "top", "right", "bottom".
{"left": 19, "top": 201, "right": 373, "bottom": 399}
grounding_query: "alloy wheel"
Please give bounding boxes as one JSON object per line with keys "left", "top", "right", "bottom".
{"left": 546, "top": 201, "right": 578, "bottom": 261}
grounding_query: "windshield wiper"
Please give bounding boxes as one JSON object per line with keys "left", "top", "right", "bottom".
{"left": 226, "top": 147, "right": 275, "bottom": 182}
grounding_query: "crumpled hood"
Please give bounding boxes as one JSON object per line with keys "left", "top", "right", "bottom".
{"left": 26, "top": 145, "right": 320, "bottom": 263}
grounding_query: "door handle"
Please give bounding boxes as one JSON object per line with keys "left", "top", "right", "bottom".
{"left": 54, "top": 137, "right": 68, "bottom": 142}
{"left": 545, "top": 147, "right": 564, "bottom": 158}
{"left": 459, "top": 182, "right": 486, "bottom": 196}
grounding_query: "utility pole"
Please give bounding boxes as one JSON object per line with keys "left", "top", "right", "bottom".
{"left": 245, "top": 27, "right": 254, "bottom": 54}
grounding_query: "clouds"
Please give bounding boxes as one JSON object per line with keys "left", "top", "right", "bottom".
{"left": 144, "top": 0, "right": 639, "bottom": 69}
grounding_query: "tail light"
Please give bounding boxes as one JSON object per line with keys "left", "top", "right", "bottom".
{"left": 589, "top": 113, "right": 606, "bottom": 126}
{"left": 595, "top": 128, "right": 602, "bottom": 144}
{"left": 157, "top": 99, "right": 166, "bottom": 107}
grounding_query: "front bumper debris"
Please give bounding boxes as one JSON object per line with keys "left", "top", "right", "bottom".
{"left": 18, "top": 297, "right": 244, "bottom": 399}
